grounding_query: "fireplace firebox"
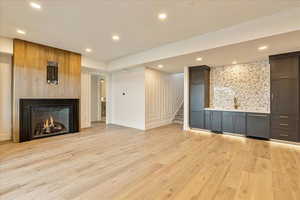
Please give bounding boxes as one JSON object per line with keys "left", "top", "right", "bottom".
{"left": 20, "top": 99, "right": 79, "bottom": 142}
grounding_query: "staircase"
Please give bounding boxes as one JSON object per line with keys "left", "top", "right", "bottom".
{"left": 173, "top": 105, "right": 183, "bottom": 124}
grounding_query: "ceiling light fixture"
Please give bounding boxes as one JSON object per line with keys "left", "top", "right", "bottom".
{"left": 30, "top": 2, "right": 42, "bottom": 10}
{"left": 85, "top": 48, "right": 92, "bottom": 53}
{"left": 17, "top": 29, "right": 26, "bottom": 35}
{"left": 158, "top": 13, "right": 167, "bottom": 20}
{"left": 196, "top": 57, "right": 203, "bottom": 61}
{"left": 232, "top": 60, "right": 237, "bottom": 65}
{"left": 158, "top": 64, "right": 164, "bottom": 68}
{"left": 258, "top": 46, "right": 268, "bottom": 51}
{"left": 112, "top": 35, "right": 120, "bottom": 41}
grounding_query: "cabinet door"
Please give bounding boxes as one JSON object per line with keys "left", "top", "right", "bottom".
{"left": 234, "top": 112, "right": 246, "bottom": 134}
{"left": 222, "top": 112, "right": 234, "bottom": 133}
{"left": 190, "top": 111, "right": 205, "bottom": 129}
{"left": 246, "top": 113, "right": 270, "bottom": 139}
{"left": 271, "top": 79, "right": 298, "bottom": 115}
{"left": 205, "top": 111, "right": 211, "bottom": 130}
{"left": 270, "top": 56, "right": 299, "bottom": 80}
{"left": 190, "top": 84, "right": 204, "bottom": 111}
{"left": 211, "top": 111, "right": 222, "bottom": 132}
{"left": 190, "top": 69, "right": 203, "bottom": 84}
{"left": 271, "top": 114, "right": 299, "bottom": 142}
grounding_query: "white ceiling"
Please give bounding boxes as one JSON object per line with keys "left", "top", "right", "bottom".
{"left": 1, "top": 0, "right": 300, "bottom": 63}
{"left": 144, "top": 30, "right": 300, "bottom": 73}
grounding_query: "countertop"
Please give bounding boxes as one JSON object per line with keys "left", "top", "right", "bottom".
{"left": 204, "top": 107, "right": 270, "bottom": 114}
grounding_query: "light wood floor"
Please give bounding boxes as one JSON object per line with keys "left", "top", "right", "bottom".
{"left": 1, "top": 123, "right": 300, "bottom": 200}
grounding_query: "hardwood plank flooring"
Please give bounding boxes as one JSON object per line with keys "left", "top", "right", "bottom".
{"left": 0, "top": 123, "right": 300, "bottom": 200}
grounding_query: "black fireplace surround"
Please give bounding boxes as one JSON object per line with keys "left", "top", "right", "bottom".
{"left": 20, "top": 99, "right": 79, "bottom": 142}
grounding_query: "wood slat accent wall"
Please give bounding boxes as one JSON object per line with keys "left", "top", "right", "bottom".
{"left": 12, "top": 39, "right": 81, "bottom": 142}
{"left": 145, "top": 68, "right": 184, "bottom": 129}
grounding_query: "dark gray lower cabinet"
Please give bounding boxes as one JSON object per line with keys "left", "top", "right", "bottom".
{"left": 205, "top": 110, "right": 211, "bottom": 130}
{"left": 199, "top": 110, "right": 269, "bottom": 139}
{"left": 234, "top": 112, "right": 246, "bottom": 134}
{"left": 211, "top": 111, "right": 222, "bottom": 132}
{"left": 190, "top": 111, "right": 205, "bottom": 129}
{"left": 222, "top": 112, "right": 246, "bottom": 134}
{"left": 222, "top": 112, "right": 234, "bottom": 133}
{"left": 246, "top": 113, "right": 270, "bottom": 139}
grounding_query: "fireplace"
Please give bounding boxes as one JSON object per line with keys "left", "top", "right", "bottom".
{"left": 20, "top": 99, "right": 79, "bottom": 142}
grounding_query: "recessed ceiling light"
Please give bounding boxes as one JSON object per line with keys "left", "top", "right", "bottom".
{"left": 30, "top": 2, "right": 42, "bottom": 10}
{"left": 158, "top": 64, "right": 164, "bottom": 68}
{"left": 85, "top": 48, "right": 92, "bottom": 53}
{"left": 258, "top": 46, "right": 268, "bottom": 50}
{"left": 196, "top": 57, "right": 203, "bottom": 61}
{"left": 232, "top": 61, "right": 237, "bottom": 65}
{"left": 112, "top": 35, "right": 120, "bottom": 41}
{"left": 17, "top": 29, "right": 26, "bottom": 35}
{"left": 158, "top": 13, "right": 167, "bottom": 20}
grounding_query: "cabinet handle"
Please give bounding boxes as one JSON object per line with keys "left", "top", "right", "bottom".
{"left": 248, "top": 114, "right": 267, "bottom": 117}
{"left": 280, "top": 123, "right": 288, "bottom": 126}
{"left": 271, "top": 93, "right": 274, "bottom": 101}
{"left": 279, "top": 115, "right": 288, "bottom": 119}
{"left": 279, "top": 76, "right": 288, "bottom": 79}
{"left": 280, "top": 134, "right": 289, "bottom": 137}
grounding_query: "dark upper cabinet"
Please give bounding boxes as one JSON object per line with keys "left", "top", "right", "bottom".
{"left": 189, "top": 66, "right": 210, "bottom": 128}
{"left": 246, "top": 113, "right": 270, "bottom": 139}
{"left": 270, "top": 52, "right": 300, "bottom": 142}
{"left": 211, "top": 111, "right": 222, "bottom": 132}
{"left": 190, "top": 84, "right": 204, "bottom": 111}
{"left": 271, "top": 79, "right": 298, "bottom": 115}
{"left": 270, "top": 55, "right": 299, "bottom": 80}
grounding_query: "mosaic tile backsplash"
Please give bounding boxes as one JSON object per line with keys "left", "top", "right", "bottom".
{"left": 209, "top": 60, "right": 270, "bottom": 112}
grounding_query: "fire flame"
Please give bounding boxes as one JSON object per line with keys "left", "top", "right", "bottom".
{"left": 43, "top": 116, "right": 55, "bottom": 129}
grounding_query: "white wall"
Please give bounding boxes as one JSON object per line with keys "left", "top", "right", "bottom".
{"left": 110, "top": 67, "right": 184, "bottom": 130}
{"left": 183, "top": 66, "right": 190, "bottom": 131}
{"left": 100, "top": 79, "right": 106, "bottom": 99}
{"left": 111, "top": 67, "right": 146, "bottom": 130}
{"left": 0, "top": 37, "right": 13, "bottom": 54}
{"left": 81, "top": 72, "right": 91, "bottom": 128}
{"left": 82, "top": 56, "right": 107, "bottom": 71}
{"left": 145, "top": 68, "right": 184, "bottom": 129}
{"left": 0, "top": 53, "right": 12, "bottom": 141}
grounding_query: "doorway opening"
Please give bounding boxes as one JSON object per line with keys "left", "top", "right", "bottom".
{"left": 91, "top": 74, "right": 106, "bottom": 126}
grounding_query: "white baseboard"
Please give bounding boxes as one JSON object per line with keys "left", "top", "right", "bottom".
{"left": 0, "top": 132, "right": 11, "bottom": 141}
{"left": 145, "top": 119, "right": 173, "bottom": 130}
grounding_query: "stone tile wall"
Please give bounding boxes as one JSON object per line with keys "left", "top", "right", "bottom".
{"left": 210, "top": 59, "right": 270, "bottom": 112}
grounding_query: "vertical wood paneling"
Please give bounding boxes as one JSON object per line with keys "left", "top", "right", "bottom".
{"left": 12, "top": 39, "right": 81, "bottom": 142}
{"left": 145, "top": 68, "right": 184, "bottom": 129}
